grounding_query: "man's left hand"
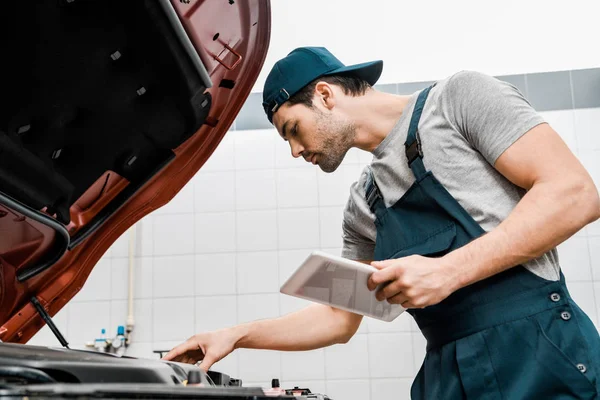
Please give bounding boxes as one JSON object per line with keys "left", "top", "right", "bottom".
{"left": 367, "top": 255, "right": 460, "bottom": 309}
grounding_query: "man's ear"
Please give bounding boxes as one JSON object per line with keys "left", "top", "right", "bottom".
{"left": 314, "top": 81, "right": 335, "bottom": 110}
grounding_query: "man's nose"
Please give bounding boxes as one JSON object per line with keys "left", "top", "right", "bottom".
{"left": 290, "top": 140, "right": 304, "bottom": 158}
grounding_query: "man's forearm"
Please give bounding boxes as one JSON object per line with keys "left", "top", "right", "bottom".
{"left": 230, "top": 304, "right": 362, "bottom": 352}
{"left": 445, "top": 178, "right": 600, "bottom": 291}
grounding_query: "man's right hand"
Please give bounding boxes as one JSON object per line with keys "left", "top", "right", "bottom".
{"left": 162, "top": 328, "right": 239, "bottom": 372}
{"left": 161, "top": 303, "right": 363, "bottom": 373}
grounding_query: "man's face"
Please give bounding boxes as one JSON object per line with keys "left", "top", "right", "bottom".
{"left": 272, "top": 97, "right": 356, "bottom": 173}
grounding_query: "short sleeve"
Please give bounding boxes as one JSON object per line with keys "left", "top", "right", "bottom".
{"left": 443, "top": 70, "right": 546, "bottom": 165}
{"left": 341, "top": 168, "right": 377, "bottom": 261}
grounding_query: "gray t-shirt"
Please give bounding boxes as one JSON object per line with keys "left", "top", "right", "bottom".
{"left": 341, "top": 70, "right": 560, "bottom": 281}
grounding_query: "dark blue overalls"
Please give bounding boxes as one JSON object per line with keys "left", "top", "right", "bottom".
{"left": 364, "top": 85, "right": 600, "bottom": 399}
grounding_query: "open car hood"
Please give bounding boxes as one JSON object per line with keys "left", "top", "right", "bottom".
{"left": 0, "top": 0, "right": 271, "bottom": 343}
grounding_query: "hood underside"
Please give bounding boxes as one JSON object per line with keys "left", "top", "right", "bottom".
{"left": 0, "top": 0, "right": 270, "bottom": 342}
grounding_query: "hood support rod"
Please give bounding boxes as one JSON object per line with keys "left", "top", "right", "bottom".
{"left": 30, "top": 297, "right": 69, "bottom": 349}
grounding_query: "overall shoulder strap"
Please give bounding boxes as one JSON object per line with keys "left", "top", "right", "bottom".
{"left": 405, "top": 84, "right": 436, "bottom": 180}
{"left": 364, "top": 168, "right": 383, "bottom": 214}
{"left": 364, "top": 83, "right": 436, "bottom": 214}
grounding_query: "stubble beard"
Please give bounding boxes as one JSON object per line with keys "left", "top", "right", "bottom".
{"left": 315, "top": 111, "right": 356, "bottom": 173}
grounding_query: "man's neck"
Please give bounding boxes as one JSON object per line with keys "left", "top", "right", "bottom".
{"left": 349, "top": 90, "right": 412, "bottom": 152}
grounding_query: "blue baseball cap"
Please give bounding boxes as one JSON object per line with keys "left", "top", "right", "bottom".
{"left": 262, "top": 47, "right": 383, "bottom": 123}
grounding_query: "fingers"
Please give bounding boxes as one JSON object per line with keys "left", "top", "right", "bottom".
{"left": 387, "top": 292, "right": 409, "bottom": 305}
{"left": 371, "top": 259, "right": 394, "bottom": 270}
{"left": 198, "top": 353, "right": 218, "bottom": 372}
{"left": 162, "top": 337, "right": 203, "bottom": 363}
{"left": 162, "top": 341, "right": 189, "bottom": 361}
{"left": 368, "top": 265, "right": 397, "bottom": 291}
{"left": 375, "top": 280, "right": 403, "bottom": 301}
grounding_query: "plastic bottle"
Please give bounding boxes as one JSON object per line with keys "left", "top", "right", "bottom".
{"left": 94, "top": 328, "right": 107, "bottom": 353}
{"left": 113, "top": 326, "right": 126, "bottom": 356}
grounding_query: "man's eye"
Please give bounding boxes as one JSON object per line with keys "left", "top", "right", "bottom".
{"left": 291, "top": 126, "right": 298, "bottom": 136}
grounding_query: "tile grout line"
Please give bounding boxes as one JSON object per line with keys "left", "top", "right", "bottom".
{"left": 568, "top": 70, "right": 576, "bottom": 110}
{"left": 232, "top": 131, "right": 240, "bottom": 339}
{"left": 272, "top": 137, "right": 284, "bottom": 380}
{"left": 232, "top": 69, "right": 600, "bottom": 133}
{"left": 585, "top": 235, "right": 599, "bottom": 321}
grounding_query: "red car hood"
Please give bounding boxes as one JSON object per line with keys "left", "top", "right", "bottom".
{"left": 0, "top": 0, "right": 270, "bottom": 343}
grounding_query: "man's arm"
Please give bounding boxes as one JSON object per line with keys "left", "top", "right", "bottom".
{"left": 446, "top": 122, "right": 600, "bottom": 288}
{"left": 164, "top": 265, "right": 365, "bottom": 369}
{"left": 368, "top": 122, "right": 600, "bottom": 308}
{"left": 234, "top": 302, "right": 363, "bottom": 351}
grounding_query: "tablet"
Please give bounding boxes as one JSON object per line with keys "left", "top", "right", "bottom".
{"left": 280, "top": 251, "right": 405, "bottom": 322}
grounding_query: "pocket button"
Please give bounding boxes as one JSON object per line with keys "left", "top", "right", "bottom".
{"left": 577, "top": 363, "right": 587, "bottom": 373}
{"left": 560, "top": 311, "right": 571, "bottom": 321}
{"left": 550, "top": 293, "right": 561, "bottom": 302}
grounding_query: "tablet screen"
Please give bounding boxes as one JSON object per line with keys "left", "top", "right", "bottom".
{"left": 280, "top": 251, "right": 405, "bottom": 321}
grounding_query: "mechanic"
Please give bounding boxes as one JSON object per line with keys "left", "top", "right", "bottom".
{"left": 165, "top": 47, "right": 600, "bottom": 398}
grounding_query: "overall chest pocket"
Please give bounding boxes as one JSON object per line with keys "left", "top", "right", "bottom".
{"left": 374, "top": 217, "right": 457, "bottom": 260}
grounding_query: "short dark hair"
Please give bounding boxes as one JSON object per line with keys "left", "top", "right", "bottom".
{"left": 287, "top": 74, "right": 372, "bottom": 109}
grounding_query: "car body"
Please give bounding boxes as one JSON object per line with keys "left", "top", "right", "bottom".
{"left": 0, "top": 0, "right": 269, "bottom": 344}
{"left": 0, "top": 1, "right": 333, "bottom": 398}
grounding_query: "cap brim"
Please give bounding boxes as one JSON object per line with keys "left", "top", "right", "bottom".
{"left": 324, "top": 60, "right": 383, "bottom": 86}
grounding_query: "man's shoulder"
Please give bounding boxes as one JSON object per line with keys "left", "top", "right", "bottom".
{"left": 436, "top": 70, "right": 507, "bottom": 99}
{"left": 342, "top": 164, "right": 374, "bottom": 217}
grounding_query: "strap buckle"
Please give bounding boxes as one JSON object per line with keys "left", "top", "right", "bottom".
{"left": 405, "top": 131, "right": 423, "bottom": 165}
{"left": 365, "top": 177, "right": 382, "bottom": 210}
{"left": 271, "top": 88, "right": 290, "bottom": 113}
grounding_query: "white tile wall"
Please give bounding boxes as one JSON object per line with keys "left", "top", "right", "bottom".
{"left": 152, "top": 298, "right": 195, "bottom": 342}
{"left": 233, "top": 129, "right": 276, "bottom": 170}
{"left": 194, "top": 171, "right": 236, "bottom": 213}
{"left": 237, "top": 293, "right": 280, "bottom": 324}
{"left": 372, "top": 378, "right": 414, "bottom": 400}
{"left": 201, "top": 134, "right": 235, "bottom": 172}
{"left": 276, "top": 168, "right": 319, "bottom": 208}
{"left": 195, "top": 296, "right": 237, "bottom": 332}
{"left": 237, "top": 210, "right": 278, "bottom": 251}
{"left": 319, "top": 206, "right": 345, "bottom": 249}
{"left": 195, "top": 253, "right": 237, "bottom": 295}
{"left": 368, "top": 333, "right": 415, "bottom": 378}
{"left": 153, "top": 255, "right": 195, "bottom": 298}
{"left": 539, "top": 110, "right": 578, "bottom": 151}
{"left": 110, "top": 257, "right": 153, "bottom": 300}
{"left": 277, "top": 208, "right": 320, "bottom": 250}
{"left": 574, "top": 108, "right": 600, "bottom": 151}
{"left": 281, "top": 349, "right": 326, "bottom": 381}
{"left": 195, "top": 212, "right": 236, "bottom": 253}
{"left": 589, "top": 237, "right": 600, "bottom": 281}
{"left": 68, "top": 301, "right": 111, "bottom": 347}
{"left": 236, "top": 251, "right": 279, "bottom": 294}
{"left": 72, "top": 258, "right": 111, "bottom": 302}
{"left": 110, "top": 299, "right": 153, "bottom": 343}
{"left": 27, "top": 107, "right": 600, "bottom": 399}
{"left": 238, "top": 349, "right": 281, "bottom": 382}
{"left": 236, "top": 169, "right": 277, "bottom": 210}
{"left": 557, "top": 237, "right": 593, "bottom": 281}
{"left": 153, "top": 214, "right": 194, "bottom": 256}
{"left": 317, "top": 165, "right": 363, "bottom": 206}
{"left": 325, "top": 334, "right": 369, "bottom": 380}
